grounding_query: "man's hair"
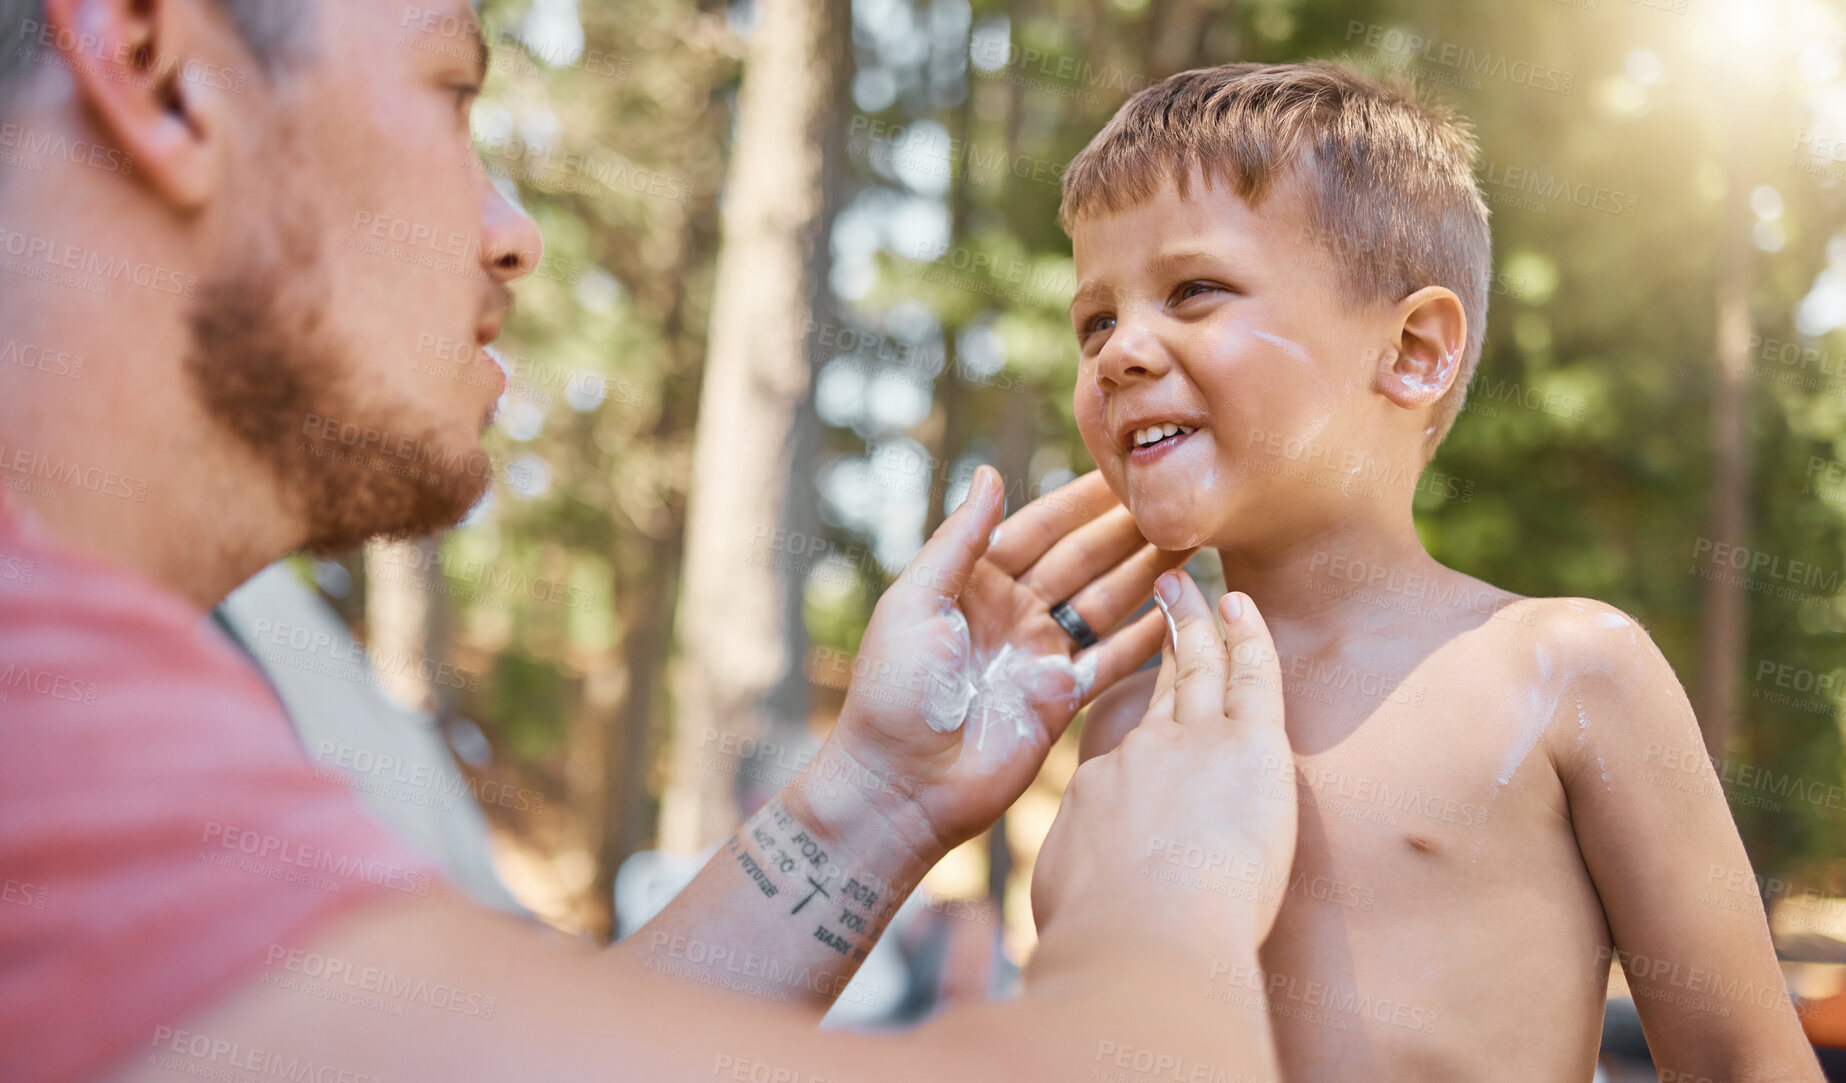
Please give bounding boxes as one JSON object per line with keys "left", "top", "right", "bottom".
{"left": 0, "top": 0, "right": 310, "bottom": 118}
{"left": 1060, "top": 61, "right": 1492, "bottom": 459}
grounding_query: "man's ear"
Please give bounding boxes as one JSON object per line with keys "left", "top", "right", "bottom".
{"left": 42, "top": 0, "right": 242, "bottom": 209}
{"left": 1371, "top": 286, "right": 1468, "bottom": 409}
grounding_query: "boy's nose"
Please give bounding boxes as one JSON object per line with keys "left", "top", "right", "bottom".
{"left": 1095, "top": 321, "right": 1171, "bottom": 389}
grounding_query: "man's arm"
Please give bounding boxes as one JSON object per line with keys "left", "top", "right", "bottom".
{"left": 106, "top": 889, "right": 1275, "bottom": 1083}
{"left": 617, "top": 753, "right": 942, "bottom": 1015}
{"left": 626, "top": 467, "right": 1181, "bottom": 1012}
{"left": 1561, "top": 601, "right": 1820, "bottom": 1081}
{"left": 107, "top": 574, "right": 1293, "bottom": 1083}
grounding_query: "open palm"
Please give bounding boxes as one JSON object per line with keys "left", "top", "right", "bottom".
{"left": 829, "top": 467, "right": 1190, "bottom": 850}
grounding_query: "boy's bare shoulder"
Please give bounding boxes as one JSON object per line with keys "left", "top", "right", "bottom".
{"left": 1487, "top": 594, "right": 1695, "bottom": 760}
{"left": 1491, "top": 594, "right": 1670, "bottom": 680}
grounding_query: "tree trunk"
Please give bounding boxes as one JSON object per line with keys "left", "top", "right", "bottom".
{"left": 365, "top": 536, "right": 445, "bottom": 713}
{"left": 658, "top": 0, "right": 852, "bottom": 853}
{"left": 1695, "top": 163, "right": 1753, "bottom": 761}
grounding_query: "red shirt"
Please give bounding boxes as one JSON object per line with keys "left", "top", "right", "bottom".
{"left": 0, "top": 499, "right": 439, "bottom": 1082}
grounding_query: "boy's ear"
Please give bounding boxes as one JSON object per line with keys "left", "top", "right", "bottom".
{"left": 42, "top": 0, "right": 239, "bottom": 210}
{"left": 1372, "top": 287, "right": 1468, "bottom": 410}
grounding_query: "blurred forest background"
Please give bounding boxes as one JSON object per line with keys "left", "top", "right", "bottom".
{"left": 311, "top": 0, "right": 1846, "bottom": 958}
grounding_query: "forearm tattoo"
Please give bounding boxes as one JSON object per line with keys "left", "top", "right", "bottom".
{"left": 727, "top": 796, "right": 911, "bottom": 965}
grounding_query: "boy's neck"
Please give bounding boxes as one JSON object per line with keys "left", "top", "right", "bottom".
{"left": 1215, "top": 508, "right": 1449, "bottom": 644}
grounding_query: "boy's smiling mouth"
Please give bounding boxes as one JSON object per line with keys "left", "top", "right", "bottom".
{"left": 1117, "top": 415, "right": 1207, "bottom": 465}
{"left": 1130, "top": 423, "right": 1196, "bottom": 449}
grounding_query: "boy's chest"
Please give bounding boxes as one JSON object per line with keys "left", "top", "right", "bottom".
{"left": 1274, "top": 646, "right": 1571, "bottom": 869}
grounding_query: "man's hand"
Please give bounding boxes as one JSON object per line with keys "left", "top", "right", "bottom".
{"left": 636, "top": 466, "right": 1185, "bottom": 1014}
{"left": 809, "top": 465, "right": 1189, "bottom": 858}
{"left": 1032, "top": 570, "right": 1297, "bottom": 947}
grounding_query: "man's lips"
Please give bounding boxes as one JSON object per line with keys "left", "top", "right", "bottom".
{"left": 475, "top": 315, "right": 509, "bottom": 398}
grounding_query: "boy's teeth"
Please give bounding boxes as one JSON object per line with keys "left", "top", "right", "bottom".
{"left": 1133, "top": 423, "right": 1195, "bottom": 448}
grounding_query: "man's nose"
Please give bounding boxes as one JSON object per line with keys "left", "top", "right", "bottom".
{"left": 480, "top": 172, "right": 544, "bottom": 284}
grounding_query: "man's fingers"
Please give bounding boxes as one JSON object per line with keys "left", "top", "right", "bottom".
{"left": 983, "top": 472, "right": 1118, "bottom": 578}
{"left": 1015, "top": 505, "right": 1146, "bottom": 605}
{"left": 900, "top": 465, "right": 1004, "bottom": 605}
{"left": 1154, "top": 571, "right": 1231, "bottom": 727}
{"left": 1218, "top": 591, "right": 1286, "bottom": 733}
{"left": 1055, "top": 544, "right": 1194, "bottom": 639}
{"left": 1066, "top": 607, "right": 1165, "bottom": 716}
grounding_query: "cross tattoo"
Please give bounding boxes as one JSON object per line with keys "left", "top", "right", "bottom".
{"left": 790, "top": 875, "right": 831, "bottom": 915}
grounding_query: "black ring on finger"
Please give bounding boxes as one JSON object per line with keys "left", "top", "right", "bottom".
{"left": 1049, "top": 600, "right": 1099, "bottom": 650}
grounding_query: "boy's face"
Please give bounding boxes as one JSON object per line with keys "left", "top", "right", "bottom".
{"left": 1068, "top": 172, "right": 1389, "bottom": 551}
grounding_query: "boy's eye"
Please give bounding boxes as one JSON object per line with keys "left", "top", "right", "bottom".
{"left": 1079, "top": 313, "right": 1116, "bottom": 340}
{"left": 452, "top": 84, "right": 482, "bottom": 113}
{"left": 1173, "top": 281, "right": 1221, "bottom": 303}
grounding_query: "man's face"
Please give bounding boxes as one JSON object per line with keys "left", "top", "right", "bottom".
{"left": 1068, "top": 172, "right": 1388, "bottom": 552}
{"left": 188, "top": 0, "right": 540, "bottom": 553}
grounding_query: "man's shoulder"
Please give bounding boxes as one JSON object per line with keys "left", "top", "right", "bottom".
{"left": 0, "top": 516, "right": 277, "bottom": 712}
{"left": 0, "top": 526, "right": 301, "bottom": 795}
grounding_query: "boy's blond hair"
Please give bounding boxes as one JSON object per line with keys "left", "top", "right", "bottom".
{"left": 1061, "top": 61, "right": 1492, "bottom": 459}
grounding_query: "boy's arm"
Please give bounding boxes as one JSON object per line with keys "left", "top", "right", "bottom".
{"left": 1559, "top": 603, "right": 1821, "bottom": 1081}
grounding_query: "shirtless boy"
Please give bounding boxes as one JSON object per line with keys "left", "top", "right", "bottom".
{"left": 1066, "top": 62, "right": 1820, "bottom": 1081}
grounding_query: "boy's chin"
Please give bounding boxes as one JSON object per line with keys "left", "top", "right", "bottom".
{"left": 1127, "top": 505, "right": 1220, "bottom": 552}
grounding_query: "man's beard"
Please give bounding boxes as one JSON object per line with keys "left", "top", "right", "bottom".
{"left": 183, "top": 209, "right": 494, "bottom": 557}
